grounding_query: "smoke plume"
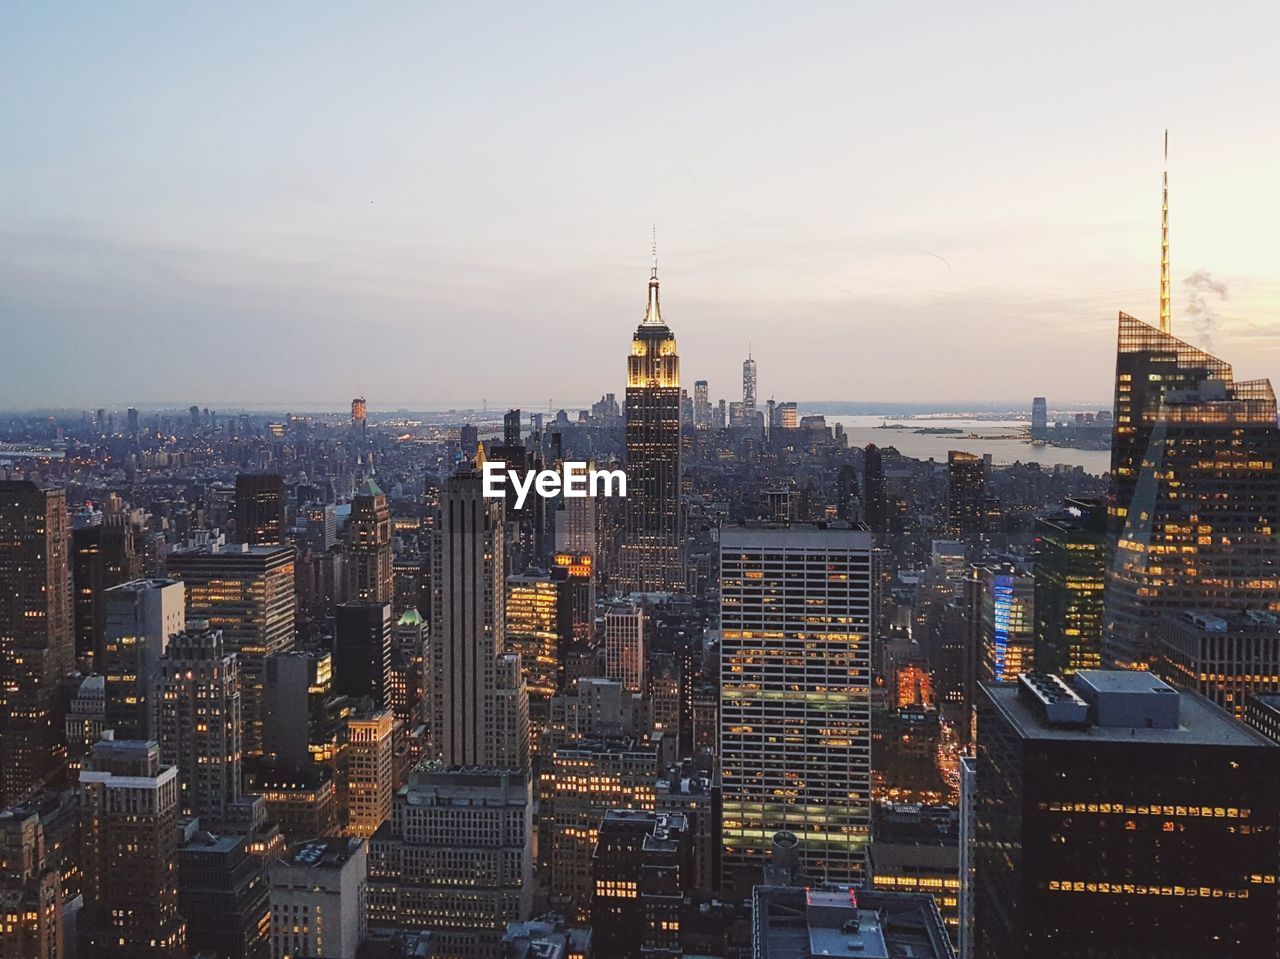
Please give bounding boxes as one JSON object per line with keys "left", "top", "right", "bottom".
{"left": 1183, "top": 269, "right": 1229, "bottom": 352}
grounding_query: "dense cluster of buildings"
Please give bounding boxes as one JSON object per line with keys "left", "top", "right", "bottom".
{"left": 0, "top": 222, "right": 1278, "bottom": 959}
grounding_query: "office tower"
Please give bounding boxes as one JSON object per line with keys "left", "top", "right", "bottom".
{"left": 72, "top": 515, "right": 142, "bottom": 669}
{"left": 1105, "top": 313, "right": 1280, "bottom": 670}
{"left": 591, "top": 809, "right": 690, "bottom": 959}
{"left": 973, "top": 672, "right": 1280, "bottom": 959}
{"left": 1159, "top": 610, "right": 1280, "bottom": 718}
{"left": 503, "top": 408, "right": 522, "bottom": 446}
{"left": 693, "top": 379, "right": 710, "bottom": 429}
{"left": 551, "top": 553, "right": 596, "bottom": 643}
{"left": 245, "top": 762, "right": 338, "bottom": 841}
{"left": 491, "top": 652, "right": 531, "bottom": 771}
{"left": 367, "top": 767, "right": 533, "bottom": 955}
{"left": 262, "top": 650, "right": 334, "bottom": 766}
{"left": 544, "top": 737, "right": 663, "bottom": 914}
{"left": 388, "top": 607, "right": 426, "bottom": 731}
{"left": 126, "top": 407, "right": 139, "bottom": 435}
{"left": 719, "top": 523, "right": 874, "bottom": 888}
{"left": 975, "top": 561, "right": 1034, "bottom": 684}
{"left": 428, "top": 456, "right": 520, "bottom": 768}
{"left": 333, "top": 602, "right": 392, "bottom": 706}
{"left": 346, "top": 708, "right": 394, "bottom": 839}
{"left": 554, "top": 491, "right": 597, "bottom": 558}
{"left": 345, "top": 479, "right": 393, "bottom": 604}
{"left": 715, "top": 399, "right": 727, "bottom": 429}
{"left": 619, "top": 259, "right": 686, "bottom": 594}
{"left": 742, "top": 351, "right": 757, "bottom": 417}
{"left": 79, "top": 740, "right": 185, "bottom": 959}
{"left": 178, "top": 832, "right": 270, "bottom": 959}
{"left": 604, "top": 603, "right": 646, "bottom": 692}
{"left": 268, "top": 838, "right": 366, "bottom": 959}
{"left": 66, "top": 673, "right": 107, "bottom": 776}
{"left": 300, "top": 502, "right": 337, "bottom": 551}
{"left": 155, "top": 625, "right": 241, "bottom": 828}
{"left": 505, "top": 572, "right": 570, "bottom": 745}
{"left": 101, "top": 577, "right": 185, "bottom": 740}
{"left": 869, "top": 805, "right": 961, "bottom": 943}
{"left": 1030, "top": 396, "right": 1048, "bottom": 439}
{"left": 863, "top": 444, "right": 886, "bottom": 535}
{"left": 167, "top": 543, "right": 296, "bottom": 758}
{"left": 656, "top": 767, "right": 721, "bottom": 895}
{"left": 1033, "top": 498, "right": 1106, "bottom": 675}
{"left": 459, "top": 423, "right": 479, "bottom": 460}
{"left": 234, "top": 473, "right": 286, "bottom": 546}
{"left": 753, "top": 886, "right": 955, "bottom": 959}
{"left": 350, "top": 396, "right": 367, "bottom": 442}
{"left": 946, "top": 451, "right": 985, "bottom": 545}
{"left": 0, "top": 481, "right": 73, "bottom": 806}
{"left": 0, "top": 806, "right": 65, "bottom": 959}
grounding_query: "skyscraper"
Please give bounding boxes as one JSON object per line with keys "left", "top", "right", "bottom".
{"left": 719, "top": 522, "right": 874, "bottom": 889}
{"left": 1033, "top": 498, "right": 1106, "bottom": 674}
{"left": 233, "top": 473, "right": 286, "bottom": 546}
{"left": 604, "top": 603, "right": 645, "bottom": 693}
{"left": 428, "top": 454, "right": 524, "bottom": 767}
{"left": 975, "top": 561, "right": 1035, "bottom": 684}
{"left": 504, "top": 571, "right": 569, "bottom": 745}
{"left": 620, "top": 260, "right": 685, "bottom": 593}
{"left": 177, "top": 832, "right": 270, "bottom": 959}
{"left": 693, "top": 379, "right": 711, "bottom": 429}
{"left": 0, "top": 481, "right": 74, "bottom": 806}
{"left": 0, "top": 805, "right": 65, "bottom": 959}
{"left": 742, "top": 351, "right": 757, "bottom": 418}
{"left": 333, "top": 602, "right": 393, "bottom": 707}
{"left": 1105, "top": 313, "right": 1280, "bottom": 670}
{"left": 102, "top": 577, "right": 185, "bottom": 741}
{"left": 155, "top": 625, "right": 242, "bottom": 828}
{"left": 79, "top": 739, "right": 186, "bottom": 959}
{"left": 973, "top": 671, "right": 1280, "bottom": 958}
{"left": 946, "top": 451, "right": 985, "bottom": 546}
{"left": 346, "top": 708, "right": 394, "bottom": 839}
{"left": 72, "top": 514, "right": 143, "bottom": 670}
{"left": 863, "top": 444, "right": 886, "bottom": 536}
{"left": 1030, "top": 396, "right": 1048, "bottom": 439}
{"left": 345, "top": 479, "right": 393, "bottom": 605}
{"left": 167, "top": 544, "right": 296, "bottom": 758}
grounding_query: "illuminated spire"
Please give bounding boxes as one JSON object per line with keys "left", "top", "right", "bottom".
{"left": 643, "top": 227, "right": 664, "bottom": 326}
{"left": 1160, "top": 130, "right": 1171, "bottom": 334}
{"left": 473, "top": 441, "right": 487, "bottom": 471}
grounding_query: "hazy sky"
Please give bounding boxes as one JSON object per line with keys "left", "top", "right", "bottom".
{"left": 3, "top": 3, "right": 1279, "bottom": 412}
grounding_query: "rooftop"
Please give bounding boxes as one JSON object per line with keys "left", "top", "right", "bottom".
{"left": 753, "top": 886, "right": 954, "bottom": 959}
{"left": 285, "top": 836, "right": 362, "bottom": 869}
{"left": 984, "top": 670, "right": 1271, "bottom": 747}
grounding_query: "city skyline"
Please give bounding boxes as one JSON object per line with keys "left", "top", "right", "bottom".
{"left": 4, "top": 4, "right": 1280, "bottom": 409}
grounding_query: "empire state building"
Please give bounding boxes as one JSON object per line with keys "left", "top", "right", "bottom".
{"left": 619, "top": 260, "right": 686, "bottom": 593}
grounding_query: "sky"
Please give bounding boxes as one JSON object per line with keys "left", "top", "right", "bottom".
{"left": 3, "top": 2, "right": 1279, "bottom": 412}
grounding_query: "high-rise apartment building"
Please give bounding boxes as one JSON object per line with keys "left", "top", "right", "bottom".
{"left": 346, "top": 708, "right": 394, "bottom": 839}
{"left": 79, "top": 739, "right": 185, "bottom": 959}
{"left": 0, "top": 481, "right": 74, "bottom": 806}
{"left": 102, "top": 577, "right": 185, "bottom": 740}
{"left": 620, "top": 262, "right": 686, "bottom": 593}
{"left": 1105, "top": 314, "right": 1280, "bottom": 670}
{"left": 167, "top": 544, "right": 296, "bottom": 758}
{"left": 1033, "top": 499, "right": 1106, "bottom": 674}
{"left": 719, "top": 522, "right": 874, "bottom": 889}
{"left": 367, "top": 766, "right": 533, "bottom": 956}
{"left": 234, "top": 473, "right": 286, "bottom": 547}
{"left": 604, "top": 603, "right": 646, "bottom": 692}
{"left": 973, "top": 671, "right": 1280, "bottom": 958}
{"left": 345, "top": 479, "right": 393, "bottom": 604}
{"left": 155, "top": 625, "right": 242, "bottom": 828}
